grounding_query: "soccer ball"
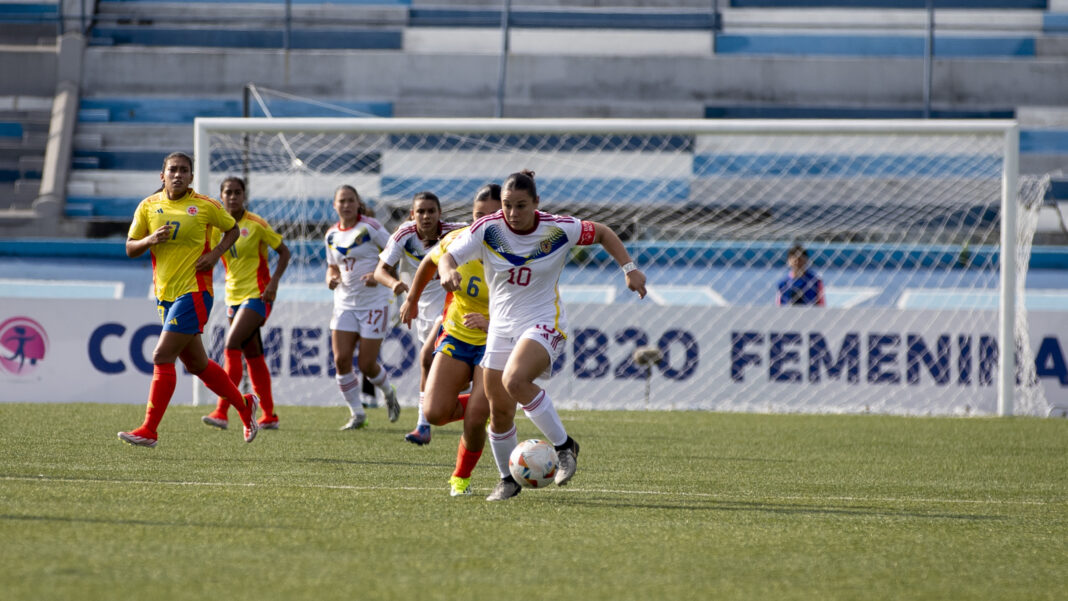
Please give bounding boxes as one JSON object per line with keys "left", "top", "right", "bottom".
{"left": 508, "top": 439, "right": 559, "bottom": 488}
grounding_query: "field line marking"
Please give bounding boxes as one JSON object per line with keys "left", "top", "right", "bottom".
{"left": 1, "top": 475, "right": 1061, "bottom": 506}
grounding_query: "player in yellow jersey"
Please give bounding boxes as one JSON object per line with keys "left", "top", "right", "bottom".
{"left": 201, "top": 176, "right": 291, "bottom": 431}
{"left": 399, "top": 183, "right": 501, "bottom": 497}
{"left": 118, "top": 152, "right": 260, "bottom": 448}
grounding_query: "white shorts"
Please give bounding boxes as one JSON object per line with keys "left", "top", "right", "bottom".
{"left": 330, "top": 304, "right": 389, "bottom": 339}
{"left": 414, "top": 315, "right": 438, "bottom": 346}
{"left": 482, "top": 323, "right": 566, "bottom": 380}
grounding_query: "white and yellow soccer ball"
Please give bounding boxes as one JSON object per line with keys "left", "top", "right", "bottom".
{"left": 508, "top": 439, "right": 559, "bottom": 488}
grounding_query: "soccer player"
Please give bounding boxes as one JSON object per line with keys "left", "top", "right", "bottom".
{"left": 439, "top": 170, "right": 647, "bottom": 501}
{"left": 373, "top": 191, "right": 464, "bottom": 446}
{"left": 776, "top": 243, "right": 825, "bottom": 306}
{"left": 201, "top": 176, "right": 291, "bottom": 431}
{"left": 118, "top": 152, "right": 259, "bottom": 448}
{"left": 399, "top": 183, "right": 501, "bottom": 496}
{"left": 326, "top": 184, "right": 400, "bottom": 430}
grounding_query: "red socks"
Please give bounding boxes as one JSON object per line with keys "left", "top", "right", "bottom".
{"left": 453, "top": 439, "right": 482, "bottom": 479}
{"left": 245, "top": 354, "right": 275, "bottom": 418}
{"left": 197, "top": 360, "right": 249, "bottom": 423}
{"left": 214, "top": 349, "right": 244, "bottom": 416}
{"left": 139, "top": 363, "right": 176, "bottom": 436}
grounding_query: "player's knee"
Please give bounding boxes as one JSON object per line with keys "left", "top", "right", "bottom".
{"left": 500, "top": 370, "right": 530, "bottom": 399}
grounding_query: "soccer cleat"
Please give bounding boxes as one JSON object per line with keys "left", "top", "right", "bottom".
{"left": 118, "top": 430, "right": 157, "bottom": 448}
{"left": 486, "top": 477, "right": 521, "bottom": 501}
{"left": 554, "top": 437, "right": 580, "bottom": 486}
{"left": 340, "top": 413, "right": 368, "bottom": 430}
{"left": 201, "top": 412, "right": 228, "bottom": 430}
{"left": 243, "top": 394, "right": 260, "bottom": 443}
{"left": 361, "top": 393, "right": 379, "bottom": 409}
{"left": 449, "top": 476, "right": 472, "bottom": 497}
{"left": 404, "top": 424, "right": 431, "bottom": 446}
{"left": 257, "top": 414, "right": 279, "bottom": 430}
{"left": 384, "top": 384, "right": 400, "bottom": 423}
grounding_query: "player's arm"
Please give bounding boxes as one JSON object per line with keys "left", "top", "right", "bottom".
{"left": 373, "top": 260, "right": 407, "bottom": 295}
{"left": 590, "top": 221, "right": 646, "bottom": 299}
{"left": 326, "top": 264, "right": 341, "bottom": 290}
{"left": 195, "top": 225, "right": 239, "bottom": 272}
{"left": 398, "top": 253, "right": 439, "bottom": 328}
{"left": 126, "top": 225, "right": 172, "bottom": 258}
{"left": 438, "top": 252, "right": 462, "bottom": 293}
{"left": 262, "top": 241, "right": 291, "bottom": 303}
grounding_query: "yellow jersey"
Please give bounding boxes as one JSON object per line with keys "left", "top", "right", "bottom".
{"left": 431, "top": 227, "right": 489, "bottom": 346}
{"left": 128, "top": 188, "right": 236, "bottom": 302}
{"left": 213, "top": 211, "right": 284, "bottom": 306}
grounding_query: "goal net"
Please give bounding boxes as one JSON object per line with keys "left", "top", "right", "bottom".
{"left": 193, "top": 116, "right": 1050, "bottom": 417}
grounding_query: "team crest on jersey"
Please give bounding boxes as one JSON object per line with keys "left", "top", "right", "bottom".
{"left": 484, "top": 224, "right": 569, "bottom": 267}
{"left": 187, "top": 206, "right": 198, "bottom": 216}
{"left": 328, "top": 227, "right": 371, "bottom": 256}
{"left": 403, "top": 236, "right": 428, "bottom": 259}
{"left": 241, "top": 227, "right": 250, "bottom": 237}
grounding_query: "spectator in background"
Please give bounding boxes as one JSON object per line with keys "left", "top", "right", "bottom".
{"left": 776, "top": 243, "right": 825, "bottom": 306}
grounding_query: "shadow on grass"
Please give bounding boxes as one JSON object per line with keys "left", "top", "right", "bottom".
{"left": 0, "top": 513, "right": 290, "bottom": 530}
{"left": 555, "top": 496, "right": 1003, "bottom": 522}
{"left": 303, "top": 457, "right": 449, "bottom": 468}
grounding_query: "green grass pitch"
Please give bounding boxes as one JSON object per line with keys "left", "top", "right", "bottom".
{"left": 1, "top": 403, "right": 1065, "bottom": 601}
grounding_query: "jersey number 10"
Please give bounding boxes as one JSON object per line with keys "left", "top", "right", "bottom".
{"left": 505, "top": 267, "right": 531, "bottom": 287}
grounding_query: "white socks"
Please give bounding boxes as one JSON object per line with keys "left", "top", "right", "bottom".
{"left": 416, "top": 391, "right": 430, "bottom": 428}
{"left": 489, "top": 425, "right": 518, "bottom": 479}
{"left": 336, "top": 371, "right": 365, "bottom": 416}
{"left": 522, "top": 389, "right": 567, "bottom": 447}
{"left": 368, "top": 366, "right": 391, "bottom": 393}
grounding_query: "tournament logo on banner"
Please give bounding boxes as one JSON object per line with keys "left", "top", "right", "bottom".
{"left": 0, "top": 316, "right": 49, "bottom": 376}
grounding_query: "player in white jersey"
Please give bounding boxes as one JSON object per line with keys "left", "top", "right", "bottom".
{"left": 373, "top": 191, "right": 465, "bottom": 445}
{"left": 325, "top": 184, "right": 400, "bottom": 429}
{"left": 440, "top": 170, "right": 647, "bottom": 501}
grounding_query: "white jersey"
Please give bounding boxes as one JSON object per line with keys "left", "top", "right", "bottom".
{"left": 445, "top": 210, "right": 596, "bottom": 337}
{"left": 378, "top": 219, "right": 466, "bottom": 321}
{"left": 325, "top": 217, "right": 392, "bottom": 310}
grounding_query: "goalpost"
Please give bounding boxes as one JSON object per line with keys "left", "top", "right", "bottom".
{"left": 193, "top": 117, "right": 1049, "bottom": 417}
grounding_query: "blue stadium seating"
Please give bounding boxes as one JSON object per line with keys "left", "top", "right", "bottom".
{"left": 715, "top": 34, "right": 1035, "bottom": 58}
{"left": 408, "top": 8, "right": 716, "bottom": 30}
{"left": 0, "top": 2, "right": 57, "bottom": 22}
{"left": 1044, "top": 13, "right": 1068, "bottom": 33}
{"left": 89, "top": 26, "right": 402, "bottom": 49}
{"left": 704, "top": 106, "right": 1015, "bottom": 119}
{"left": 0, "top": 122, "right": 24, "bottom": 138}
{"left": 78, "top": 97, "right": 391, "bottom": 124}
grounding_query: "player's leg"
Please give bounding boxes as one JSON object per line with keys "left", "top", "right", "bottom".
{"left": 356, "top": 304, "right": 399, "bottom": 422}
{"left": 332, "top": 326, "right": 367, "bottom": 430}
{"left": 422, "top": 351, "right": 472, "bottom": 426}
{"left": 405, "top": 318, "right": 442, "bottom": 444}
{"left": 483, "top": 366, "right": 521, "bottom": 500}
{"left": 202, "top": 312, "right": 237, "bottom": 429}
{"left": 356, "top": 335, "right": 399, "bottom": 422}
{"left": 504, "top": 333, "right": 579, "bottom": 486}
{"left": 450, "top": 365, "right": 488, "bottom": 497}
{"left": 233, "top": 302, "right": 276, "bottom": 428}
{"left": 118, "top": 329, "right": 189, "bottom": 446}
{"left": 180, "top": 335, "right": 257, "bottom": 442}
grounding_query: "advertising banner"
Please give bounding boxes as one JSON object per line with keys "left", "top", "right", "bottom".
{"left": 1, "top": 298, "right": 1064, "bottom": 416}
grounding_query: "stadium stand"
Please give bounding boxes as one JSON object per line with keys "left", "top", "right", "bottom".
{"left": 0, "top": 0, "right": 1065, "bottom": 236}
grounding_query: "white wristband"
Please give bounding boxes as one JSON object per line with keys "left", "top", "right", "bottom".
{"left": 622, "top": 262, "right": 638, "bottom": 274}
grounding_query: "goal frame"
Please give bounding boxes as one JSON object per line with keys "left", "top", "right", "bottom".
{"left": 193, "top": 117, "right": 1021, "bottom": 416}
